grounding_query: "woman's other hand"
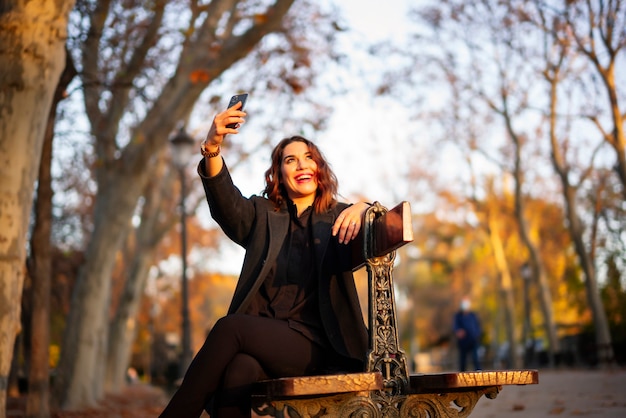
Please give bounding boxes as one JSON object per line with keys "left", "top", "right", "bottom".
{"left": 332, "top": 202, "right": 370, "bottom": 244}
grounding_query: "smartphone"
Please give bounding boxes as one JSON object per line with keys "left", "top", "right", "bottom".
{"left": 226, "top": 93, "right": 248, "bottom": 128}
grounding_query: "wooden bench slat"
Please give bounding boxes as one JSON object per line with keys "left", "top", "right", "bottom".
{"left": 372, "top": 200, "right": 413, "bottom": 257}
{"left": 253, "top": 372, "right": 383, "bottom": 398}
{"left": 351, "top": 201, "right": 413, "bottom": 269}
{"left": 408, "top": 370, "right": 539, "bottom": 394}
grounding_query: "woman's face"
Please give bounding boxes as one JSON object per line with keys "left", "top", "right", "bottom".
{"left": 280, "top": 141, "right": 318, "bottom": 207}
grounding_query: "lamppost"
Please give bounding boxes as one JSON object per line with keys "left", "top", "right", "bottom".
{"left": 520, "top": 262, "right": 533, "bottom": 367}
{"left": 170, "top": 127, "right": 195, "bottom": 377}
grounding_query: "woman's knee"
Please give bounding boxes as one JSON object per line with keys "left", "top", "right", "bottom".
{"left": 222, "top": 353, "right": 267, "bottom": 388}
{"left": 209, "top": 314, "right": 246, "bottom": 341}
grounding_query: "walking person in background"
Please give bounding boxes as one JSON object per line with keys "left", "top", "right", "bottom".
{"left": 159, "top": 99, "right": 371, "bottom": 418}
{"left": 453, "top": 297, "right": 482, "bottom": 371}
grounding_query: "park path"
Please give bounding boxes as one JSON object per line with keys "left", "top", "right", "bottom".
{"left": 472, "top": 368, "right": 626, "bottom": 418}
{"left": 7, "top": 384, "right": 169, "bottom": 418}
{"left": 7, "top": 368, "right": 626, "bottom": 417}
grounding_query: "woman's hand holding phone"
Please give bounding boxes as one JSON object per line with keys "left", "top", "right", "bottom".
{"left": 204, "top": 93, "right": 248, "bottom": 149}
{"left": 225, "top": 93, "right": 248, "bottom": 128}
{"left": 202, "top": 94, "right": 249, "bottom": 177}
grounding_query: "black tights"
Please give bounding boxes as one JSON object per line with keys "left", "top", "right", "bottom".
{"left": 159, "top": 314, "right": 332, "bottom": 418}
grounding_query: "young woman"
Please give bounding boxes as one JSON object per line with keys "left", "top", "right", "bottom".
{"left": 159, "top": 101, "right": 370, "bottom": 418}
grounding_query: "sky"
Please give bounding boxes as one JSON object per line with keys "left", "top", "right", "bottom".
{"left": 308, "top": 0, "right": 417, "bottom": 205}
{"left": 227, "top": 0, "right": 418, "bottom": 202}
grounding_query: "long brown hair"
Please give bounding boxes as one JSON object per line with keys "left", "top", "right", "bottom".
{"left": 263, "top": 136, "right": 338, "bottom": 213}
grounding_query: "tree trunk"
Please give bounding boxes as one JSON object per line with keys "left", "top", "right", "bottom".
{"left": 53, "top": 175, "right": 148, "bottom": 409}
{"left": 487, "top": 215, "right": 520, "bottom": 369}
{"left": 0, "top": 1, "right": 74, "bottom": 414}
{"left": 546, "top": 68, "right": 614, "bottom": 366}
{"left": 561, "top": 184, "right": 613, "bottom": 364}
{"left": 527, "top": 253, "right": 559, "bottom": 365}
{"left": 105, "top": 248, "right": 155, "bottom": 391}
{"left": 54, "top": 0, "right": 296, "bottom": 409}
{"left": 105, "top": 155, "right": 174, "bottom": 391}
{"left": 564, "top": 1, "right": 626, "bottom": 200}
{"left": 25, "top": 113, "right": 54, "bottom": 418}
{"left": 507, "top": 110, "right": 560, "bottom": 366}
{"left": 602, "top": 69, "right": 626, "bottom": 200}
{"left": 25, "top": 50, "right": 77, "bottom": 418}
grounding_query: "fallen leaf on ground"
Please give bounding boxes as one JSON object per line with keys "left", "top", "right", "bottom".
{"left": 549, "top": 406, "right": 565, "bottom": 414}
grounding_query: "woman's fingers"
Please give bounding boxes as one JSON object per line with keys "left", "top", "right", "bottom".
{"left": 332, "top": 215, "right": 361, "bottom": 244}
{"left": 217, "top": 109, "right": 246, "bottom": 134}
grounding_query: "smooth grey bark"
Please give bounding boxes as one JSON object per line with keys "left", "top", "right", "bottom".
{"left": 105, "top": 152, "right": 174, "bottom": 391}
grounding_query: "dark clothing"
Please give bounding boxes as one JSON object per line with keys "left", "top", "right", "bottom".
{"left": 453, "top": 310, "right": 482, "bottom": 371}
{"left": 160, "top": 315, "right": 352, "bottom": 418}
{"left": 159, "top": 160, "right": 368, "bottom": 418}
{"left": 246, "top": 202, "right": 327, "bottom": 347}
{"left": 198, "top": 160, "right": 368, "bottom": 360}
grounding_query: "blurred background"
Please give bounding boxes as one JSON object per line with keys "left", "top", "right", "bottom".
{"left": 3, "top": 0, "right": 625, "bottom": 415}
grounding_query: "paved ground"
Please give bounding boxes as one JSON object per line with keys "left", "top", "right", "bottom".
{"left": 7, "top": 368, "right": 626, "bottom": 417}
{"left": 471, "top": 368, "right": 626, "bottom": 418}
{"left": 7, "top": 384, "right": 168, "bottom": 418}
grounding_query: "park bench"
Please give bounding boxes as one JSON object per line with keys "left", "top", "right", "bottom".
{"left": 251, "top": 201, "right": 538, "bottom": 417}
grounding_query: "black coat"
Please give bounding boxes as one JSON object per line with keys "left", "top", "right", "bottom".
{"left": 198, "top": 161, "right": 368, "bottom": 364}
